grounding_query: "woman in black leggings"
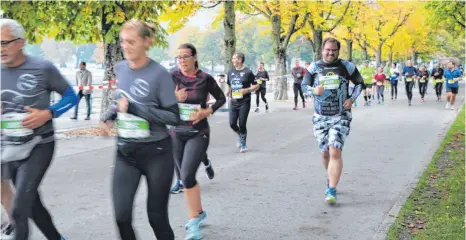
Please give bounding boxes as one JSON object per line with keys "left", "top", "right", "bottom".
{"left": 170, "top": 43, "right": 226, "bottom": 240}
{"left": 101, "top": 20, "right": 180, "bottom": 240}
{"left": 225, "top": 52, "right": 260, "bottom": 153}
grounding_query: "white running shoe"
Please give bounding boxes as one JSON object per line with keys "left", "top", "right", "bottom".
{"left": 445, "top": 102, "right": 450, "bottom": 109}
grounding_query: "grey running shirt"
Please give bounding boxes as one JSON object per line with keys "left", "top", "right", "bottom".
{"left": 113, "top": 59, "right": 179, "bottom": 142}
{"left": 1, "top": 55, "right": 71, "bottom": 143}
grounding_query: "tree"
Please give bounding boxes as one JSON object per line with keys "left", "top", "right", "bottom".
{"left": 426, "top": 1, "right": 465, "bottom": 31}
{"left": 302, "top": 0, "right": 351, "bottom": 61}
{"left": 223, "top": 0, "right": 236, "bottom": 72}
{"left": 1, "top": 1, "right": 198, "bottom": 118}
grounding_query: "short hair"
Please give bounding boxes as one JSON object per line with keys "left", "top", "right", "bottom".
{"left": 0, "top": 19, "right": 25, "bottom": 39}
{"left": 448, "top": 61, "right": 456, "bottom": 66}
{"left": 322, "top": 37, "right": 341, "bottom": 51}
{"left": 80, "top": 61, "right": 86, "bottom": 66}
{"left": 121, "top": 19, "right": 155, "bottom": 45}
{"left": 234, "top": 52, "right": 245, "bottom": 63}
{"left": 259, "top": 62, "right": 264, "bottom": 65}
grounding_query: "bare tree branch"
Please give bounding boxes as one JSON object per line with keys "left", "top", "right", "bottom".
{"left": 323, "top": 0, "right": 351, "bottom": 32}
{"left": 200, "top": 1, "right": 221, "bottom": 9}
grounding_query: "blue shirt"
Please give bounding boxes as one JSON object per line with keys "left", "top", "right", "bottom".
{"left": 443, "top": 68, "right": 462, "bottom": 88}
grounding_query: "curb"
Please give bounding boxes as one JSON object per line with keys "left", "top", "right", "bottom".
{"left": 372, "top": 98, "right": 465, "bottom": 240}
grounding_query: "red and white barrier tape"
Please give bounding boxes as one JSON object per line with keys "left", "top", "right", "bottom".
{"left": 73, "top": 80, "right": 118, "bottom": 91}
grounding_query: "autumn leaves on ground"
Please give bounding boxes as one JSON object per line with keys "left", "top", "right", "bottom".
{"left": 388, "top": 106, "right": 465, "bottom": 240}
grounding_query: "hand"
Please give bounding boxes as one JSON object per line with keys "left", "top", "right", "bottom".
{"left": 100, "top": 121, "right": 113, "bottom": 136}
{"left": 118, "top": 96, "right": 128, "bottom": 113}
{"left": 239, "top": 88, "right": 250, "bottom": 95}
{"left": 343, "top": 99, "right": 353, "bottom": 110}
{"left": 175, "top": 85, "right": 187, "bottom": 102}
{"left": 21, "top": 107, "right": 52, "bottom": 130}
{"left": 190, "top": 108, "right": 212, "bottom": 124}
{"left": 314, "top": 84, "right": 324, "bottom": 96}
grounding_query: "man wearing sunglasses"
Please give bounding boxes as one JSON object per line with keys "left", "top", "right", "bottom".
{"left": 1, "top": 19, "right": 78, "bottom": 240}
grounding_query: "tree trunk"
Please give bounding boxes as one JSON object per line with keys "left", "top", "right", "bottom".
{"left": 375, "top": 43, "right": 383, "bottom": 68}
{"left": 387, "top": 46, "right": 393, "bottom": 67}
{"left": 312, "top": 30, "right": 323, "bottom": 61}
{"left": 412, "top": 51, "right": 418, "bottom": 66}
{"left": 346, "top": 39, "right": 353, "bottom": 62}
{"left": 271, "top": 11, "right": 288, "bottom": 100}
{"left": 223, "top": 1, "right": 236, "bottom": 73}
{"left": 99, "top": 8, "right": 124, "bottom": 120}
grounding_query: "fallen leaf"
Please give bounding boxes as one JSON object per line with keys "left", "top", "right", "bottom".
{"left": 408, "top": 223, "right": 415, "bottom": 228}
{"left": 416, "top": 220, "right": 424, "bottom": 224}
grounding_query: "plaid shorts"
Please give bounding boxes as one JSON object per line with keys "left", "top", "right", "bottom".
{"left": 312, "top": 111, "right": 352, "bottom": 152}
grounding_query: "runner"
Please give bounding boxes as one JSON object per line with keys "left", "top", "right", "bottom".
{"left": 417, "top": 65, "right": 429, "bottom": 102}
{"left": 359, "top": 61, "right": 375, "bottom": 106}
{"left": 383, "top": 63, "right": 391, "bottom": 93}
{"left": 100, "top": 19, "right": 179, "bottom": 240}
{"left": 1, "top": 19, "right": 78, "bottom": 240}
{"left": 431, "top": 63, "right": 444, "bottom": 102}
{"left": 402, "top": 60, "right": 418, "bottom": 106}
{"left": 291, "top": 59, "right": 306, "bottom": 110}
{"left": 389, "top": 63, "right": 400, "bottom": 100}
{"left": 374, "top": 67, "right": 386, "bottom": 104}
{"left": 225, "top": 52, "right": 259, "bottom": 153}
{"left": 444, "top": 61, "right": 462, "bottom": 110}
{"left": 302, "top": 37, "right": 363, "bottom": 204}
{"left": 254, "top": 62, "right": 269, "bottom": 113}
{"left": 170, "top": 43, "right": 225, "bottom": 239}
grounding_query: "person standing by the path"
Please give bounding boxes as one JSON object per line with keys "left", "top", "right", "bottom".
{"left": 71, "top": 61, "right": 92, "bottom": 120}
{"left": 302, "top": 37, "right": 363, "bottom": 204}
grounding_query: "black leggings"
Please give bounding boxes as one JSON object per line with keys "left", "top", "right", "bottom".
{"left": 229, "top": 101, "right": 251, "bottom": 135}
{"left": 391, "top": 81, "right": 398, "bottom": 98}
{"left": 293, "top": 83, "right": 305, "bottom": 106}
{"left": 435, "top": 82, "right": 443, "bottom": 97}
{"left": 7, "top": 141, "right": 62, "bottom": 240}
{"left": 405, "top": 81, "right": 415, "bottom": 101}
{"left": 255, "top": 88, "right": 267, "bottom": 107}
{"left": 419, "top": 82, "right": 427, "bottom": 98}
{"left": 174, "top": 154, "right": 209, "bottom": 181}
{"left": 113, "top": 137, "right": 175, "bottom": 240}
{"left": 172, "top": 133, "right": 210, "bottom": 189}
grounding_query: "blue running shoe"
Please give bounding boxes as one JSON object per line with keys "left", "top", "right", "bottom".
{"left": 236, "top": 135, "right": 241, "bottom": 148}
{"left": 198, "top": 211, "right": 207, "bottom": 226}
{"left": 170, "top": 180, "right": 183, "bottom": 194}
{"left": 185, "top": 218, "right": 203, "bottom": 240}
{"left": 325, "top": 187, "right": 337, "bottom": 204}
{"left": 240, "top": 144, "right": 248, "bottom": 153}
{"left": 61, "top": 237, "right": 67, "bottom": 240}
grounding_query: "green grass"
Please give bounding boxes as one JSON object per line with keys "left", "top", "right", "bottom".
{"left": 387, "top": 105, "right": 465, "bottom": 240}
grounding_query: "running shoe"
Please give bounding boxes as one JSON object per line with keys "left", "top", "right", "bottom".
{"left": 170, "top": 180, "right": 184, "bottom": 194}
{"left": 325, "top": 188, "right": 337, "bottom": 205}
{"left": 254, "top": 108, "right": 259, "bottom": 113}
{"left": 185, "top": 218, "right": 203, "bottom": 240}
{"left": 198, "top": 211, "right": 207, "bottom": 226}
{"left": 204, "top": 159, "right": 214, "bottom": 180}
{"left": 0, "top": 224, "right": 15, "bottom": 240}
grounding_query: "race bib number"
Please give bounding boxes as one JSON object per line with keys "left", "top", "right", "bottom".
{"left": 448, "top": 79, "right": 456, "bottom": 84}
{"left": 318, "top": 75, "right": 339, "bottom": 90}
{"left": 419, "top": 78, "right": 426, "bottom": 83}
{"left": 376, "top": 81, "right": 383, "bottom": 86}
{"left": 1, "top": 113, "right": 33, "bottom": 138}
{"left": 406, "top": 77, "right": 413, "bottom": 82}
{"left": 117, "top": 113, "right": 150, "bottom": 139}
{"left": 232, "top": 90, "right": 243, "bottom": 99}
{"left": 256, "top": 79, "right": 263, "bottom": 84}
{"left": 178, "top": 103, "right": 201, "bottom": 121}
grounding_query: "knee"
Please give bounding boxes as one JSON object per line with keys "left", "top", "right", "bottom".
{"left": 229, "top": 123, "right": 238, "bottom": 131}
{"left": 322, "top": 152, "right": 330, "bottom": 161}
{"left": 114, "top": 206, "right": 132, "bottom": 225}
{"left": 180, "top": 173, "right": 197, "bottom": 189}
{"left": 329, "top": 147, "right": 341, "bottom": 160}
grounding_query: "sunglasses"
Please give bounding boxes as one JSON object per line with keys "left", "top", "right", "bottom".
{"left": 1, "top": 38, "right": 21, "bottom": 46}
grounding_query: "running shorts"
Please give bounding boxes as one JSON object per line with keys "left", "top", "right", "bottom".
{"left": 312, "top": 111, "right": 352, "bottom": 152}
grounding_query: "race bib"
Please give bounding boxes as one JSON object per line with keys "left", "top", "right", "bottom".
{"left": 318, "top": 75, "right": 339, "bottom": 90}
{"left": 296, "top": 74, "right": 302, "bottom": 78}
{"left": 376, "top": 81, "right": 383, "bottom": 86}
{"left": 117, "top": 113, "right": 150, "bottom": 139}
{"left": 178, "top": 103, "right": 201, "bottom": 121}
{"left": 448, "top": 79, "right": 456, "bottom": 84}
{"left": 406, "top": 77, "right": 413, "bottom": 82}
{"left": 232, "top": 90, "right": 243, "bottom": 99}
{"left": 419, "top": 78, "right": 426, "bottom": 83}
{"left": 256, "top": 79, "right": 263, "bottom": 84}
{"left": 1, "top": 113, "right": 33, "bottom": 138}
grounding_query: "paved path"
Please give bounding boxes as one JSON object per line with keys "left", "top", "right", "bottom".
{"left": 7, "top": 83, "right": 465, "bottom": 240}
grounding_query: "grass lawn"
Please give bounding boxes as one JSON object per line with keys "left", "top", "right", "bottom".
{"left": 387, "top": 106, "right": 465, "bottom": 240}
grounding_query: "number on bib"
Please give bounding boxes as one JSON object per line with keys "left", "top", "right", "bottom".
{"left": 178, "top": 103, "right": 201, "bottom": 121}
